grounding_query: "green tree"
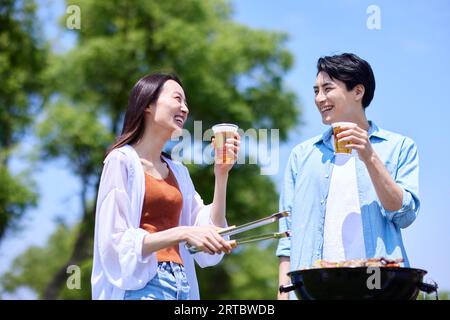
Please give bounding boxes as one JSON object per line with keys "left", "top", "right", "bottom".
{"left": 4, "top": 0, "right": 300, "bottom": 299}
{"left": 0, "top": 166, "right": 38, "bottom": 238}
{"left": 0, "top": 222, "right": 77, "bottom": 299}
{"left": 35, "top": 101, "right": 112, "bottom": 299}
{"left": 0, "top": 0, "right": 47, "bottom": 240}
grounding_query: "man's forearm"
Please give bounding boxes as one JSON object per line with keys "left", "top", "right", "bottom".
{"left": 363, "top": 152, "right": 403, "bottom": 211}
{"left": 278, "top": 256, "right": 291, "bottom": 300}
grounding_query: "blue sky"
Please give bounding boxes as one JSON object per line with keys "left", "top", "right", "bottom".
{"left": 1, "top": 0, "right": 449, "bottom": 298}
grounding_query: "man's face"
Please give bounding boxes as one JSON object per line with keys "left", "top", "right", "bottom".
{"left": 314, "top": 71, "right": 361, "bottom": 125}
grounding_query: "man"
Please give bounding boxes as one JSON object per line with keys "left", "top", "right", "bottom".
{"left": 277, "top": 53, "right": 420, "bottom": 299}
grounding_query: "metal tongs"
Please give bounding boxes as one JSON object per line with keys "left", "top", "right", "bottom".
{"left": 186, "top": 211, "right": 290, "bottom": 254}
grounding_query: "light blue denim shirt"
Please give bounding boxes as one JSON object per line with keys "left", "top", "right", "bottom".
{"left": 276, "top": 121, "right": 420, "bottom": 270}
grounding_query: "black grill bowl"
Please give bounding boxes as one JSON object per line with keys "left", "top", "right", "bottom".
{"left": 286, "top": 267, "right": 430, "bottom": 300}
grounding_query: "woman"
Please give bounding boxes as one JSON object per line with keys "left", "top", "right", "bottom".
{"left": 91, "top": 73, "right": 240, "bottom": 300}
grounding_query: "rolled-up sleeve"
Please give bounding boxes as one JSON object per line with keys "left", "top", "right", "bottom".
{"left": 276, "top": 150, "right": 297, "bottom": 257}
{"left": 383, "top": 138, "right": 420, "bottom": 229}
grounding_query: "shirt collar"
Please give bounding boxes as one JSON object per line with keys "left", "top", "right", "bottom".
{"left": 313, "top": 120, "right": 388, "bottom": 147}
{"left": 367, "top": 121, "right": 388, "bottom": 140}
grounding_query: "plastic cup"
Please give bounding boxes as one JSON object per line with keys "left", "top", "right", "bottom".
{"left": 212, "top": 123, "right": 238, "bottom": 164}
{"left": 332, "top": 122, "right": 356, "bottom": 154}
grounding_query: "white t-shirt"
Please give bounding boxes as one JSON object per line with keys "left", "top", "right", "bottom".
{"left": 323, "top": 138, "right": 366, "bottom": 262}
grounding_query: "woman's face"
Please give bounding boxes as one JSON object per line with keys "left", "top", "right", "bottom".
{"left": 147, "top": 80, "right": 189, "bottom": 135}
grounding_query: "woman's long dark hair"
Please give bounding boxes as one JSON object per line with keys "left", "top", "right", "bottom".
{"left": 106, "top": 73, "right": 183, "bottom": 156}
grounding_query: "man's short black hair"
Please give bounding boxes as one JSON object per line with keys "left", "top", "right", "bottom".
{"left": 317, "top": 53, "right": 376, "bottom": 108}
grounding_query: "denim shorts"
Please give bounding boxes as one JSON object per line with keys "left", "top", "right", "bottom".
{"left": 123, "top": 261, "right": 190, "bottom": 300}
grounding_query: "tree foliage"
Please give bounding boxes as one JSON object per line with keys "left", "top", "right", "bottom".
{"left": 2, "top": 0, "right": 300, "bottom": 299}
{"left": 36, "top": 101, "right": 113, "bottom": 182}
{"left": 0, "top": 165, "right": 38, "bottom": 238}
{"left": 0, "top": 0, "right": 47, "bottom": 240}
{"left": 0, "top": 223, "right": 77, "bottom": 298}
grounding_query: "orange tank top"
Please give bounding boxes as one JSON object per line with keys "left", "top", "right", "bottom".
{"left": 139, "top": 165, "right": 183, "bottom": 265}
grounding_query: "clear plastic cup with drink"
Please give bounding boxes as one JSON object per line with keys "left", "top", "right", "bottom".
{"left": 331, "top": 122, "right": 356, "bottom": 154}
{"left": 212, "top": 123, "right": 238, "bottom": 164}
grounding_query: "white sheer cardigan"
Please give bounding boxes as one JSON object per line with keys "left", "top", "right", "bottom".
{"left": 91, "top": 144, "right": 226, "bottom": 300}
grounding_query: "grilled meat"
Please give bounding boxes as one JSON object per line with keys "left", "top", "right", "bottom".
{"left": 311, "top": 257, "right": 404, "bottom": 269}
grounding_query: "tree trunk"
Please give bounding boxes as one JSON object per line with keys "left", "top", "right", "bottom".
{"left": 43, "top": 175, "right": 100, "bottom": 299}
